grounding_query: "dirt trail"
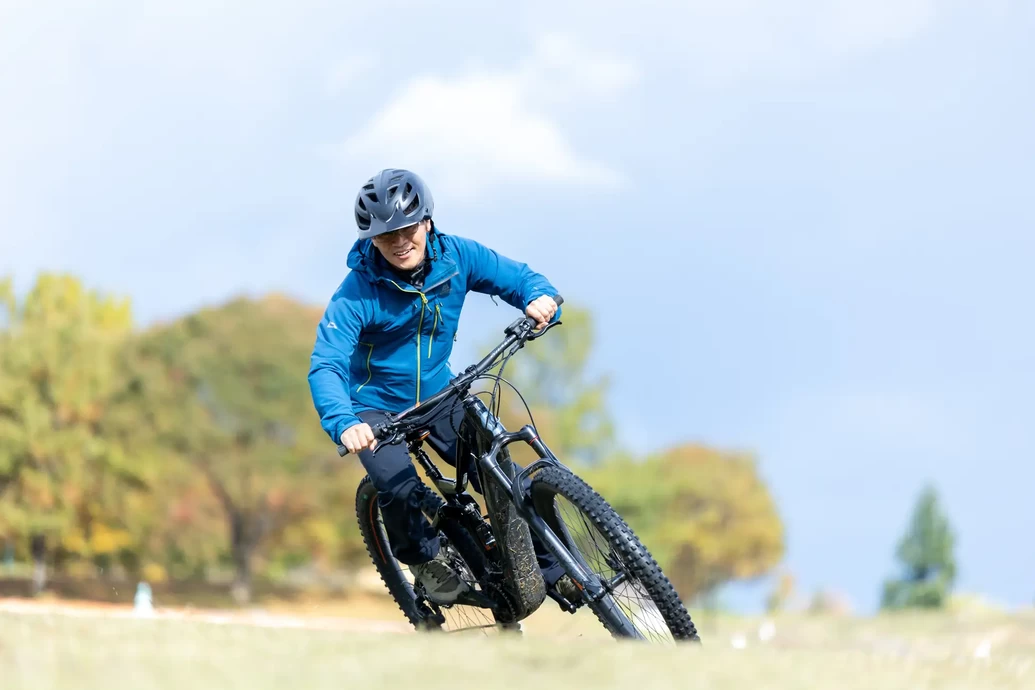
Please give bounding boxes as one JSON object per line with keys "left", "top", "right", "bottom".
{"left": 0, "top": 596, "right": 413, "bottom": 634}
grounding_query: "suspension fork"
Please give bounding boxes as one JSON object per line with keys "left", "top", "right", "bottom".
{"left": 462, "top": 396, "right": 611, "bottom": 603}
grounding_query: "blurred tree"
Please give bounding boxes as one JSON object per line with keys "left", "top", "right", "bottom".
{"left": 765, "top": 569, "right": 797, "bottom": 613}
{"left": 468, "top": 302, "right": 783, "bottom": 602}
{"left": 0, "top": 278, "right": 794, "bottom": 606}
{"left": 482, "top": 303, "right": 614, "bottom": 466}
{"left": 0, "top": 273, "right": 143, "bottom": 588}
{"left": 807, "top": 588, "right": 854, "bottom": 616}
{"left": 582, "top": 444, "right": 785, "bottom": 603}
{"left": 880, "top": 484, "right": 957, "bottom": 609}
{"left": 119, "top": 294, "right": 343, "bottom": 602}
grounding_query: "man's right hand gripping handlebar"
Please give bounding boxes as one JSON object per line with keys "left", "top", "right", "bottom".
{"left": 338, "top": 421, "right": 389, "bottom": 457}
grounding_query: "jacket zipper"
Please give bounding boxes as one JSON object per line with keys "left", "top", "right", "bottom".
{"left": 413, "top": 293, "right": 427, "bottom": 403}
{"left": 386, "top": 279, "right": 430, "bottom": 405}
{"left": 418, "top": 271, "right": 456, "bottom": 367}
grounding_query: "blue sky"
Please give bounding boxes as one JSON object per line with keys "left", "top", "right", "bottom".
{"left": 2, "top": 0, "right": 1033, "bottom": 613}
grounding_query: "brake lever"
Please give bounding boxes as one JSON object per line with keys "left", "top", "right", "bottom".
{"left": 371, "top": 433, "right": 400, "bottom": 455}
{"left": 337, "top": 432, "right": 399, "bottom": 457}
{"left": 526, "top": 319, "right": 562, "bottom": 341}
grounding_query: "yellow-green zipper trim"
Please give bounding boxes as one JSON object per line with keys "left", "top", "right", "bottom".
{"left": 356, "top": 342, "right": 375, "bottom": 392}
{"left": 428, "top": 304, "right": 440, "bottom": 359}
{"left": 415, "top": 293, "right": 426, "bottom": 402}
{"left": 387, "top": 279, "right": 428, "bottom": 405}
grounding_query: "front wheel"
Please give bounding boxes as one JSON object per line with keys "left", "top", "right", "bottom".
{"left": 529, "top": 466, "right": 701, "bottom": 643}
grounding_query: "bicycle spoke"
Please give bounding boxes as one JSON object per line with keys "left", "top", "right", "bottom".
{"left": 554, "top": 497, "right": 675, "bottom": 643}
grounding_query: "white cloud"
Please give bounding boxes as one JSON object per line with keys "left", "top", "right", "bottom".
{"left": 338, "top": 34, "right": 636, "bottom": 202}
{"left": 523, "top": 33, "right": 639, "bottom": 97}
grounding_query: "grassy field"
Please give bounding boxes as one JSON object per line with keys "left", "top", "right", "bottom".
{"left": 2, "top": 598, "right": 1033, "bottom": 690}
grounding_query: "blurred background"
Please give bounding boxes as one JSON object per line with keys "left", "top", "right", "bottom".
{"left": 1, "top": 0, "right": 1033, "bottom": 626}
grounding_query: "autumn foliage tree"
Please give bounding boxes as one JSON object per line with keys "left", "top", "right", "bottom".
{"left": 0, "top": 274, "right": 145, "bottom": 587}
{"left": 480, "top": 300, "right": 785, "bottom": 603}
{"left": 487, "top": 304, "right": 614, "bottom": 465}
{"left": 1, "top": 277, "right": 787, "bottom": 605}
{"left": 117, "top": 294, "right": 347, "bottom": 602}
{"left": 583, "top": 445, "right": 785, "bottom": 602}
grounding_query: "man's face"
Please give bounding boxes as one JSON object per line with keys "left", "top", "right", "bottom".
{"left": 372, "top": 220, "right": 429, "bottom": 270}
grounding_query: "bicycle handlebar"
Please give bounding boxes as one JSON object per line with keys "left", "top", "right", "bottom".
{"left": 336, "top": 294, "right": 564, "bottom": 457}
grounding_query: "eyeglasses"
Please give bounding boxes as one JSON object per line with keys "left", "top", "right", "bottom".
{"left": 372, "top": 224, "right": 420, "bottom": 244}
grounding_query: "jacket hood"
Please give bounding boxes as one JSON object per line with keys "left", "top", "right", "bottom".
{"left": 345, "top": 231, "right": 451, "bottom": 286}
{"left": 346, "top": 237, "right": 378, "bottom": 276}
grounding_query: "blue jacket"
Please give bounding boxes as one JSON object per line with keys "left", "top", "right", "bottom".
{"left": 308, "top": 228, "right": 561, "bottom": 443}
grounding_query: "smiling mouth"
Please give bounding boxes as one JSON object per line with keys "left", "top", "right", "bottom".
{"left": 394, "top": 247, "right": 413, "bottom": 258}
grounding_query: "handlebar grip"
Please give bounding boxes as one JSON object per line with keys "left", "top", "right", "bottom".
{"left": 336, "top": 421, "right": 389, "bottom": 457}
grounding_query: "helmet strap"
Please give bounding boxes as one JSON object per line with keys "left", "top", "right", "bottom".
{"left": 427, "top": 220, "right": 438, "bottom": 261}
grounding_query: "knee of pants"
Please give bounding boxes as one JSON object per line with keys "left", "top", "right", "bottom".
{"left": 376, "top": 472, "right": 422, "bottom": 510}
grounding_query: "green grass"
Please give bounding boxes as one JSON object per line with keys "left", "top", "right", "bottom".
{"left": 1, "top": 608, "right": 1033, "bottom": 689}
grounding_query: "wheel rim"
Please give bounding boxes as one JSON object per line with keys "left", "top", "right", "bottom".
{"left": 548, "top": 493, "right": 677, "bottom": 643}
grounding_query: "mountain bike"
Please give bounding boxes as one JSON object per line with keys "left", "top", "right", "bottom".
{"left": 341, "top": 296, "right": 701, "bottom": 642}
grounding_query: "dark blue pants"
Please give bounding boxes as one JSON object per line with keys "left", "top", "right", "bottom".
{"left": 355, "top": 406, "right": 565, "bottom": 586}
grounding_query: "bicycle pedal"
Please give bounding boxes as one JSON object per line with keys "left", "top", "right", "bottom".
{"left": 546, "top": 587, "right": 580, "bottom": 614}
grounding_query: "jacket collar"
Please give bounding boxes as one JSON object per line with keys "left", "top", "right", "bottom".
{"left": 347, "top": 230, "right": 458, "bottom": 291}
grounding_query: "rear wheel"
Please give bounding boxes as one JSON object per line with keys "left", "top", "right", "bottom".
{"left": 354, "top": 476, "right": 520, "bottom": 635}
{"left": 529, "top": 466, "right": 701, "bottom": 643}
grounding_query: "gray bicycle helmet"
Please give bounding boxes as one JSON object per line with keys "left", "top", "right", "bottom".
{"left": 354, "top": 168, "right": 434, "bottom": 240}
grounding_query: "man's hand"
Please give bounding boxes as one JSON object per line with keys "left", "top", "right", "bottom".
{"left": 340, "top": 422, "right": 377, "bottom": 454}
{"left": 525, "top": 295, "right": 558, "bottom": 329}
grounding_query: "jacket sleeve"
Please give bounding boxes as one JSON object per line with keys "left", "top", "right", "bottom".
{"left": 456, "top": 236, "right": 561, "bottom": 316}
{"left": 308, "top": 280, "right": 369, "bottom": 443}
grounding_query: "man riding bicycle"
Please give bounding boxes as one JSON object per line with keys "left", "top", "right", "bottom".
{"left": 308, "top": 168, "right": 578, "bottom": 606}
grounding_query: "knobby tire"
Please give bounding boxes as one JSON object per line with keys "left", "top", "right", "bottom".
{"left": 529, "top": 466, "right": 701, "bottom": 642}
